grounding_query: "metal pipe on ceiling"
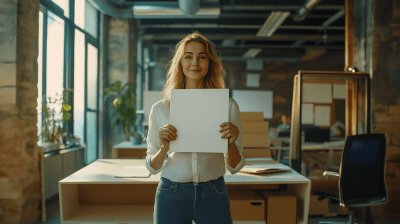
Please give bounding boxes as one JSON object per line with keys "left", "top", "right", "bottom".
{"left": 179, "top": 0, "right": 200, "bottom": 15}
{"left": 88, "top": 0, "right": 219, "bottom": 19}
{"left": 293, "top": 0, "right": 323, "bottom": 22}
{"left": 88, "top": 0, "right": 134, "bottom": 18}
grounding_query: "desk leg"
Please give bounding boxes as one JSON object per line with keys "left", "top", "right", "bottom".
{"left": 277, "top": 150, "right": 282, "bottom": 162}
{"left": 287, "top": 182, "right": 311, "bottom": 224}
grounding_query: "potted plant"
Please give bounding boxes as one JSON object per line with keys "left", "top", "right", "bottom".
{"left": 103, "top": 81, "right": 141, "bottom": 145}
{"left": 39, "top": 89, "right": 73, "bottom": 152}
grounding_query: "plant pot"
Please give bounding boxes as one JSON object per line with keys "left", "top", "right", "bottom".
{"left": 39, "top": 142, "right": 59, "bottom": 152}
{"left": 130, "top": 134, "right": 142, "bottom": 145}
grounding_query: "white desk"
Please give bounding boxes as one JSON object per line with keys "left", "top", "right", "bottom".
{"left": 59, "top": 159, "right": 310, "bottom": 224}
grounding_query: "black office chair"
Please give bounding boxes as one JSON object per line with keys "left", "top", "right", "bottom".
{"left": 313, "top": 133, "right": 387, "bottom": 224}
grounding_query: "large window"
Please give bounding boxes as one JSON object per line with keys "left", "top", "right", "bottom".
{"left": 46, "top": 11, "right": 65, "bottom": 122}
{"left": 73, "top": 29, "right": 85, "bottom": 146}
{"left": 38, "top": 0, "right": 99, "bottom": 165}
{"left": 37, "top": 11, "right": 43, "bottom": 139}
{"left": 52, "top": 0, "right": 69, "bottom": 17}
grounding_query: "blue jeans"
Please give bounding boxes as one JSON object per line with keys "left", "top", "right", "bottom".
{"left": 153, "top": 176, "right": 233, "bottom": 224}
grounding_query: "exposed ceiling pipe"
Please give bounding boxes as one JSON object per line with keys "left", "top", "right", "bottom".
{"left": 88, "top": 0, "right": 219, "bottom": 19}
{"left": 293, "top": 0, "right": 323, "bottom": 22}
{"left": 88, "top": 0, "right": 134, "bottom": 18}
{"left": 179, "top": 0, "right": 201, "bottom": 15}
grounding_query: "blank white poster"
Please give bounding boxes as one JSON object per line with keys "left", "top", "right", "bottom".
{"left": 303, "top": 83, "right": 332, "bottom": 103}
{"left": 314, "top": 105, "right": 331, "bottom": 127}
{"left": 301, "top": 103, "right": 314, "bottom": 124}
{"left": 333, "top": 84, "right": 346, "bottom": 99}
{"left": 232, "top": 90, "right": 273, "bottom": 119}
{"left": 143, "top": 91, "right": 163, "bottom": 123}
{"left": 169, "top": 89, "right": 229, "bottom": 153}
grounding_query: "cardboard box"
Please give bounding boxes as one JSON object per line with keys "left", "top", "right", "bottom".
{"left": 309, "top": 195, "right": 330, "bottom": 216}
{"left": 242, "top": 134, "right": 270, "bottom": 148}
{"left": 229, "top": 191, "right": 265, "bottom": 221}
{"left": 242, "top": 148, "right": 271, "bottom": 158}
{"left": 263, "top": 191, "right": 297, "bottom": 224}
{"left": 242, "top": 122, "right": 269, "bottom": 134}
{"left": 309, "top": 194, "right": 349, "bottom": 217}
{"left": 241, "top": 112, "right": 264, "bottom": 122}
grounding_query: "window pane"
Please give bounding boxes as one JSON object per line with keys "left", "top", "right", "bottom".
{"left": 85, "top": 0, "right": 98, "bottom": 38}
{"left": 86, "top": 111, "right": 97, "bottom": 164}
{"left": 46, "top": 11, "right": 64, "bottom": 126}
{"left": 52, "top": 0, "right": 69, "bottom": 17}
{"left": 87, "top": 44, "right": 98, "bottom": 110}
{"left": 74, "top": 29, "right": 85, "bottom": 141}
{"left": 74, "top": 0, "right": 85, "bottom": 28}
{"left": 37, "top": 11, "right": 43, "bottom": 143}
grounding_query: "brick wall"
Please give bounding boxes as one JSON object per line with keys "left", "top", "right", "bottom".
{"left": 102, "top": 17, "right": 138, "bottom": 159}
{"left": 0, "top": 0, "right": 41, "bottom": 223}
{"left": 354, "top": 0, "right": 400, "bottom": 219}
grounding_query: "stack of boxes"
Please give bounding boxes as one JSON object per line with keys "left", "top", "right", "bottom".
{"left": 240, "top": 112, "right": 271, "bottom": 158}
{"left": 229, "top": 190, "right": 297, "bottom": 224}
{"left": 228, "top": 112, "right": 297, "bottom": 223}
{"left": 229, "top": 191, "right": 266, "bottom": 222}
{"left": 262, "top": 191, "right": 297, "bottom": 224}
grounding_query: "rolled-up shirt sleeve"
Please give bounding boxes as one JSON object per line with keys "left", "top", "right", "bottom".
{"left": 145, "top": 104, "right": 168, "bottom": 174}
{"left": 225, "top": 99, "right": 245, "bottom": 174}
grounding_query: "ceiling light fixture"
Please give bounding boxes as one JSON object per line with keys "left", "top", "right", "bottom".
{"left": 243, "top": 48, "right": 262, "bottom": 58}
{"left": 222, "top": 39, "right": 236, "bottom": 46}
{"left": 256, "top": 11, "right": 290, "bottom": 37}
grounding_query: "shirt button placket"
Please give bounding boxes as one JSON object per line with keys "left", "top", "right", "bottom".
{"left": 192, "top": 152, "right": 198, "bottom": 183}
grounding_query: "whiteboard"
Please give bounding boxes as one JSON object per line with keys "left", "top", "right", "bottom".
{"left": 333, "top": 84, "right": 346, "bottom": 99}
{"left": 314, "top": 105, "right": 331, "bottom": 126}
{"left": 232, "top": 90, "right": 273, "bottom": 119}
{"left": 169, "top": 89, "right": 229, "bottom": 153}
{"left": 301, "top": 103, "right": 314, "bottom": 124}
{"left": 303, "top": 83, "right": 332, "bottom": 103}
{"left": 143, "top": 91, "right": 163, "bottom": 123}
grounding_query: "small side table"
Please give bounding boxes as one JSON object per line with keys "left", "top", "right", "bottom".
{"left": 112, "top": 142, "right": 148, "bottom": 159}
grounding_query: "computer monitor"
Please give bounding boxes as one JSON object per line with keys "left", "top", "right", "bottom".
{"left": 278, "top": 131, "right": 290, "bottom": 137}
{"left": 304, "top": 128, "right": 330, "bottom": 143}
{"left": 301, "top": 124, "right": 317, "bottom": 131}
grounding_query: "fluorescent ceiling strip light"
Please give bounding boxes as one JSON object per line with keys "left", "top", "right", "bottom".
{"left": 243, "top": 48, "right": 262, "bottom": 58}
{"left": 256, "top": 11, "right": 290, "bottom": 37}
{"left": 222, "top": 39, "right": 236, "bottom": 46}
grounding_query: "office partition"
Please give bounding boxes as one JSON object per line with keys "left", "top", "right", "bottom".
{"left": 289, "top": 71, "right": 371, "bottom": 173}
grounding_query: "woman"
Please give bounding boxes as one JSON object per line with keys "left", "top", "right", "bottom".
{"left": 277, "top": 113, "right": 291, "bottom": 132}
{"left": 145, "top": 31, "right": 245, "bottom": 224}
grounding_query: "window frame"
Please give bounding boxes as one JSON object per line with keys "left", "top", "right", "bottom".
{"left": 39, "top": 0, "right": 100, "bottom": 166}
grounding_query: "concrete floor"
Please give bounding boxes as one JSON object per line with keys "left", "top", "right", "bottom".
{"left": 35, "top": 195, "right": 399, "bottom": 224}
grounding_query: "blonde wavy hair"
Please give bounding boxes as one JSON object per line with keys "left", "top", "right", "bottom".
{"left": 162, "top": 31, "right": 227, "bottom": 105}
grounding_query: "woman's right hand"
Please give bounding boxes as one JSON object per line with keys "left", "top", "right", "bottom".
{"left": 157, "top": 124, "right": 178, "bottom": 148}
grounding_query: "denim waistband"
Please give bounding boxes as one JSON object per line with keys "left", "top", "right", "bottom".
{"left": 161, "top": 176, "right": 224, "bottom": 187}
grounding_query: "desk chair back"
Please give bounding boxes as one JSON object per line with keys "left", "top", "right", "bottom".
{"left": 339, "top": 133, "right": 387, "bottom": 208}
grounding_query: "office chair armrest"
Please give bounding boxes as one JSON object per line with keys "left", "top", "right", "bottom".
{"left": 323, "top": 171, "right": 339, "bottom": 177}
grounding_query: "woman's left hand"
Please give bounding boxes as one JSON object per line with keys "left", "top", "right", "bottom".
{"left": 220, "top": 122, "right": 239, "bottom": 145}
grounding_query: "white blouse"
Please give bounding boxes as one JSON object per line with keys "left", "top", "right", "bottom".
{"left": 145, "top": 97, "right": 245, "bottom": 183}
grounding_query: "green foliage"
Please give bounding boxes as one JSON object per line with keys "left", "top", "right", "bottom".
{"left": 40, "top": 89, "right": 73, "bottom": 143}
{"left": 103, "top": 81, "right": 136, "bottom": 135}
